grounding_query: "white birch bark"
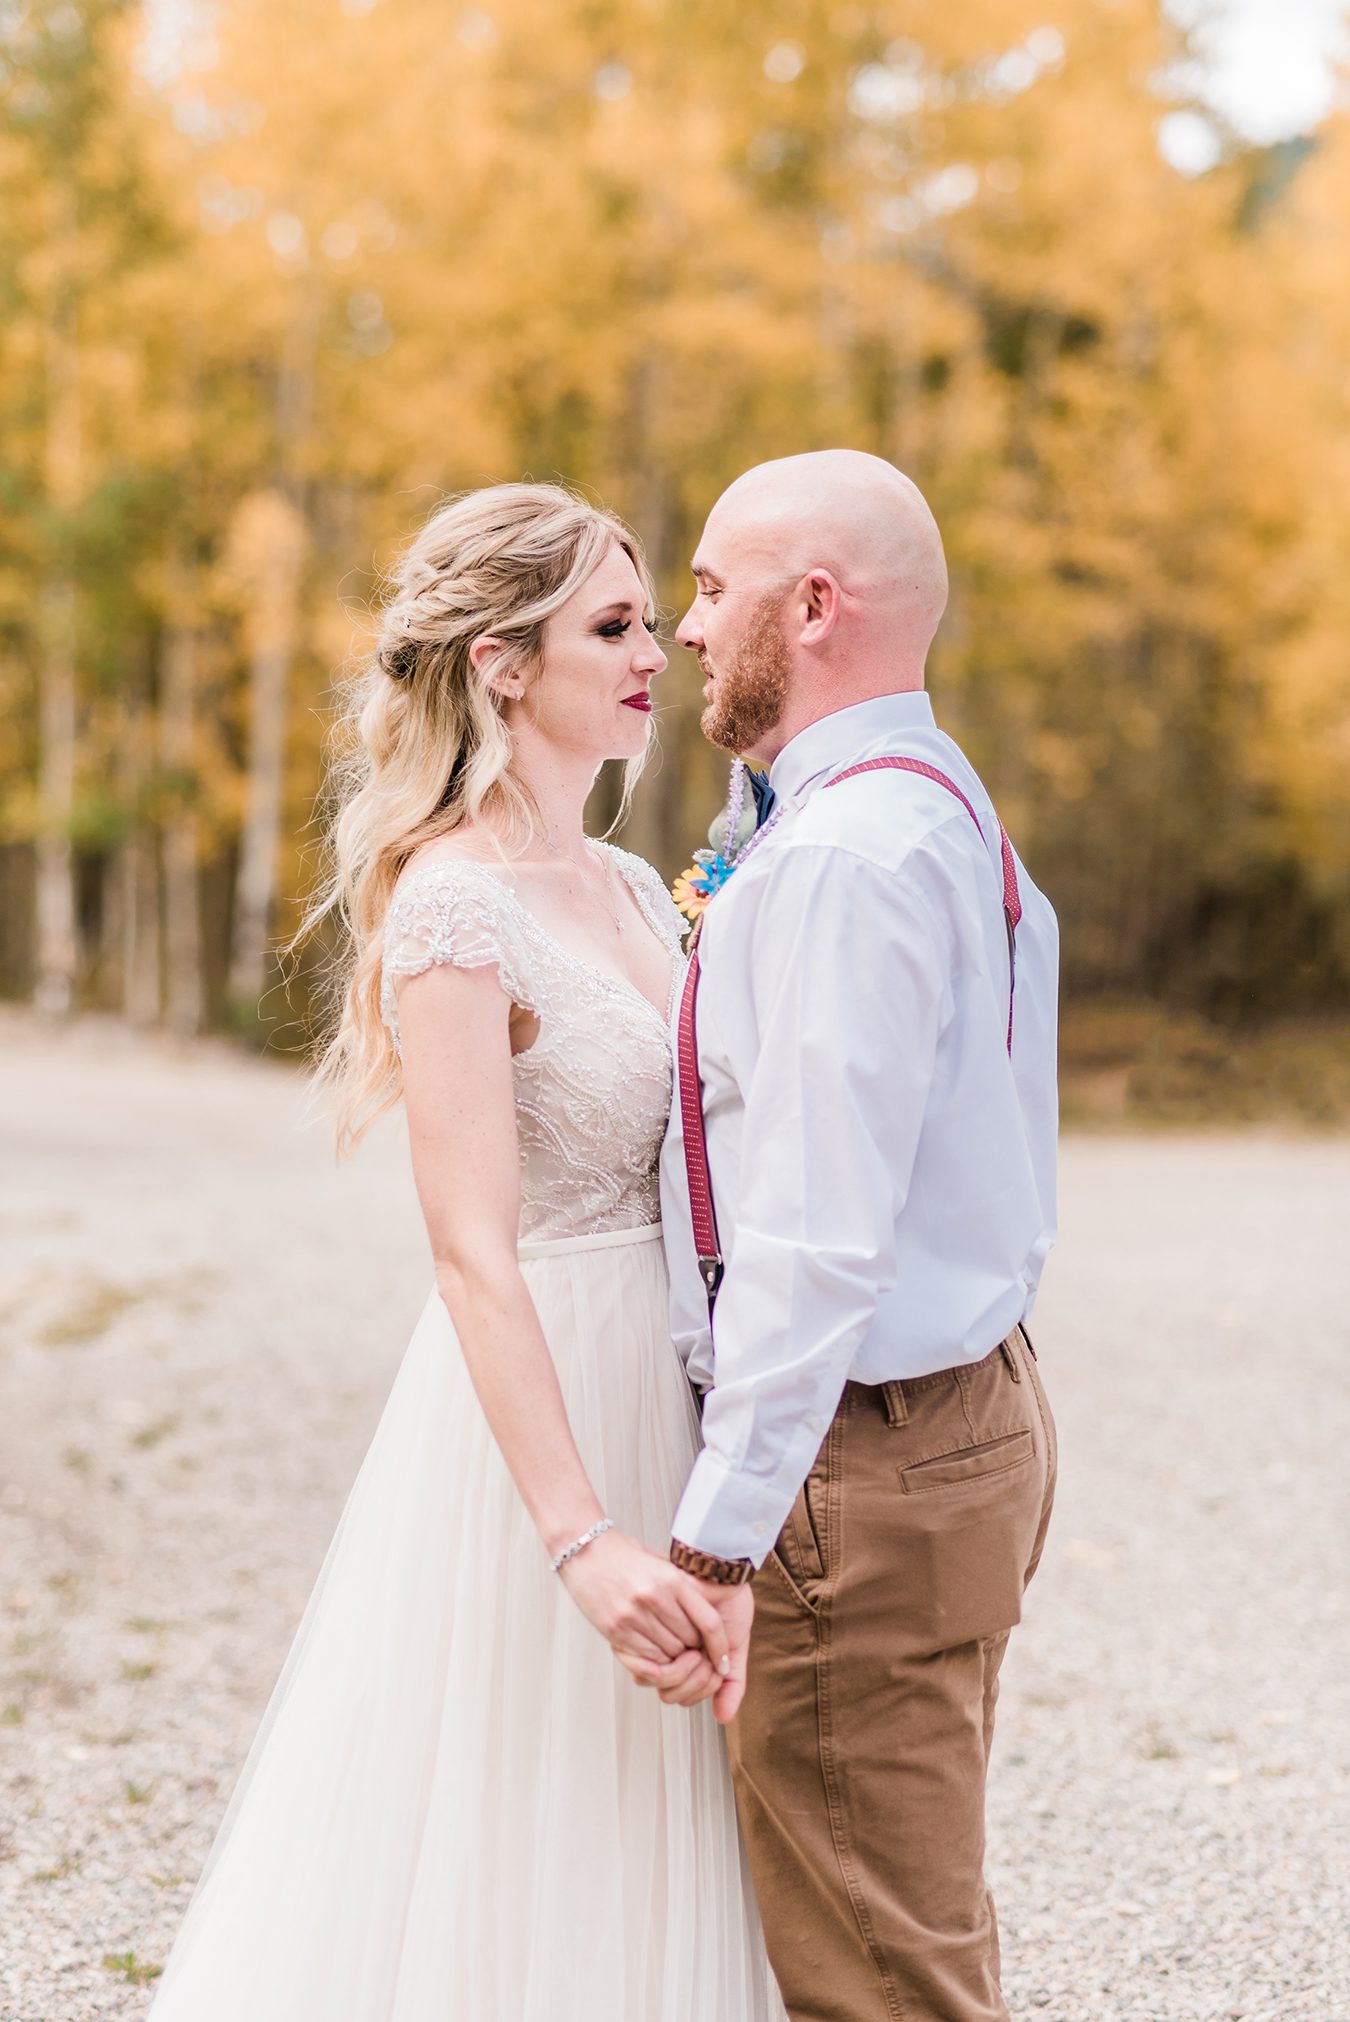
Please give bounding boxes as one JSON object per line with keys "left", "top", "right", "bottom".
{"left": 226, "top": 487, "right": 309, "bottom": 1014}
{"left": 34, "top": 185, "right": 80, "bottom": 1016}
{"left": 160, "top": 565, "right": 203, "bottom": 1035}
{"left": 227, "top": 307, "right": 316, "bottom": 1019}
{"left": 120, "top": 682, "right": 161, "bottom": 1026}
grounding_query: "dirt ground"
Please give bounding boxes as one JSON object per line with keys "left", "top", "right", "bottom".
{"left": 1, "top": 1011, "right": 1346, "bottom": 2021}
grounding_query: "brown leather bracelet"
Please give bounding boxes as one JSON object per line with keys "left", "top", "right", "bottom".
{"left": 669, "top": 1538, "right": 754, "bottom": 1586}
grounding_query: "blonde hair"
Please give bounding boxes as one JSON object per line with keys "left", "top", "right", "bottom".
{"left": 306, "top": 482, "right": 656, "bottom": 1152}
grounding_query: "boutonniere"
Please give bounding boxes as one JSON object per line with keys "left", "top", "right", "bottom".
{"left": 671, "top": 853, "right": 734, "bottom": 922}
{"left": 671, "top": 759, "right": 764, "bottom": 923}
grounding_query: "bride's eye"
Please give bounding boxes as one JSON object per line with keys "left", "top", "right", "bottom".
{"left": 598, "top": 619, "right": 632, "bottom": 639}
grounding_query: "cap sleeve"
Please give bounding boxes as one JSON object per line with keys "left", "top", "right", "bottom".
{"left": 379, "top": 861, "right": 541, "bottom": 1039}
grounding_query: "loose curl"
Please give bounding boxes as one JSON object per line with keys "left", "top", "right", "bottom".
{"left": 304, "top": 482, "right": 657, "bottom": 1153}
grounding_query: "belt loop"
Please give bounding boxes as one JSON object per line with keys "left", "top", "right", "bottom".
{"left": 1018, "top": 1322, "right": 1037, "bottom": 1361}
{"left": 881, "top": 1379, "right": 908, "bottom": 1427}
{"left": 999, "top": 1338, "right": 1022, "bottom": 1382}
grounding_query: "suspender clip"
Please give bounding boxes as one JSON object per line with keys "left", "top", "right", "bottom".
{"left": 697, "top": 1253, "right": 724, "bottom": 1304}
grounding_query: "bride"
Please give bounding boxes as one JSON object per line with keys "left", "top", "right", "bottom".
{"left": 147, "top": 484, "right": 785, "bottom": 2020}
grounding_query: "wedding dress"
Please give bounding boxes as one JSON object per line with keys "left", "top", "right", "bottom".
{"left": 147, "top": 844, "right": 784, "bottom": 2022}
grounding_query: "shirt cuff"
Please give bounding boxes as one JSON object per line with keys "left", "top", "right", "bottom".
{"left": 671, "top": 1448, "right": 795, "bottom": 1568}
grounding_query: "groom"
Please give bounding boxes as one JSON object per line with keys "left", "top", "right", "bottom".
{"left": 657, "top": 451, "right": 1059, "bottom": 2022}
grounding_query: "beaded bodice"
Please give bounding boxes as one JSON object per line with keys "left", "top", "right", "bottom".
{"left": 380, "top": 846, "right": 687, "bottom": 1242}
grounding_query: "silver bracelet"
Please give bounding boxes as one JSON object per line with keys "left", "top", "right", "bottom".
{"left": 550, "top": 1517, "right": 614, "bottom": 1573}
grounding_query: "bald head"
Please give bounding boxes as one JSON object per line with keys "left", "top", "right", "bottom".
{"left": 677, "top": 450, "right": 949, "bottom": 761}
{"left": 705, "top": 450, "right": 948, "bottom": 658}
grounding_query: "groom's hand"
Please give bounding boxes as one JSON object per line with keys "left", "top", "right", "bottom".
{"left": 628, "top": 1580, "right": 754, "bottom": 1716}
{"left": 619, "top": 1576, "right": 754, "bottom": 1716}
{"left": 695, "top": 1579, "right": 754, "bottom": 1725}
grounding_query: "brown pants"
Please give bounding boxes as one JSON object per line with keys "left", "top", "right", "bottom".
{"left": 728, "top": 1327, "right": 1056, "bottom": 2022}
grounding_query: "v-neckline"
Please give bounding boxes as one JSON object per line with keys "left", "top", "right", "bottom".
{"left": 399, "top": 851, "right": 680, "bottom": 1032}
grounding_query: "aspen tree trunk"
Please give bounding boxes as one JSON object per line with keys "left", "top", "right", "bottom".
{"left": 228, "top": 635, "right": 289, "bottom": 1011}
{"left": 34, "top": 186, "right": 80, "bottom": 1016}
{"left": 121, "top": 664, "right": 161, "bottom": 1025}
{"left": 121, "top": 833, "right": 161, "bottom": 1022}
{"left": 35, "top": 580, "right": 78, "bottom": 1014}
{"left": 227, "top": 312, "right": 315, "bottom": 1018}
{"left": 615, "top": 356, "right": 681, "bottom": 869}
{"left": 226, "top": 494, "right": 308, "bottom": 1014}
{"left": 161, "top": 553, "right": 203, "bottom": 1035}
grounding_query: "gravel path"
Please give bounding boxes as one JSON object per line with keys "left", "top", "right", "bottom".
{"left": 1, "top": 1012, "right": 1346, "bottom": 2021}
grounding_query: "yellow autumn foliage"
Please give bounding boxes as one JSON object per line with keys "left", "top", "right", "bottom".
{"left": 0, "top": 0, "right": 1346, "bottom": 1029}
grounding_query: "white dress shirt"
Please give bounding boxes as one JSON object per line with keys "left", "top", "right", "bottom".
{"left": 660, "top": 692, "right": 1059, "bottom": 1566}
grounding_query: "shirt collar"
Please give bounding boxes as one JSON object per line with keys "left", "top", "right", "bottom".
{"left": 769, "top": 692, "right": 936, "bottom": 804}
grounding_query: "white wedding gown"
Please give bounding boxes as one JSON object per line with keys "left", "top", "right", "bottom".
{"left": 148, "top": 846, "right": 785, "bottom": 2022}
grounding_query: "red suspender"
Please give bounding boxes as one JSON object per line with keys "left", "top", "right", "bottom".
{"left": 677, "top": 940, "right": 723, "bottom": 1309}
{"left": 677, "top": 757, "right": 1022, "bottom": 1319}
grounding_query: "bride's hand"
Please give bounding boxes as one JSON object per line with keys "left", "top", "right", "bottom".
{"left": 620, "top": 1582, "right": 755, "bottom": 1718}
{"left": 558, "top": 1530, "right": 730, "bottom": 1681}
{"left": 620, "top": 1643, "right": 722, "bottom": 1706}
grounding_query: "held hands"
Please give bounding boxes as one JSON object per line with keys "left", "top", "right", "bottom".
{"left": 657, "top": 1578, "right": 753, "bottom": 1725}
{"left": 558, "top": 1531, "right": 751, "bottom": 1721}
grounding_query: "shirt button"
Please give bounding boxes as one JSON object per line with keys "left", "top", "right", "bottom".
{"left": 752, "top": 1521, "right": 767, "bottom": 1539}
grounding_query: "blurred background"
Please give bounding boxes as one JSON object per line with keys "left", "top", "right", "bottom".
{"left": 1, "top": 0, "right": 1348, "bottom": 1118}
{"left": 4, "top": 11, "right": 1350, "bottom": 2014}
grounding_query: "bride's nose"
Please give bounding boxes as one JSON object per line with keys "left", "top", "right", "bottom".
{"left": 636, "top": 634, "right": 668, "bottom": 677}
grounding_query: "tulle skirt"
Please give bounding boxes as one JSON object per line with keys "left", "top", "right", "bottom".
{"left": 148, "top": 1222, "right": 784, "bottom": 2022}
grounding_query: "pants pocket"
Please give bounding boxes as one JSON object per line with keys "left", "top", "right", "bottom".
{"left": 839, "top": 1359, "right": 1049, "bottom": 1655}
{"left": 777, "top": 1488, "right": 825, "bottom": 1588}
{"left": 900, "top": 1427, "right": 1034, "bottom": 1494}
{"left": 774, "top": 1425, "right": 834, "bottom": 1595}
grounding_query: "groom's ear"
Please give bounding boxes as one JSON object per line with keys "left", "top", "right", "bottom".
{"left": 799, "top": 570, "right": 844, "bottom": 644}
